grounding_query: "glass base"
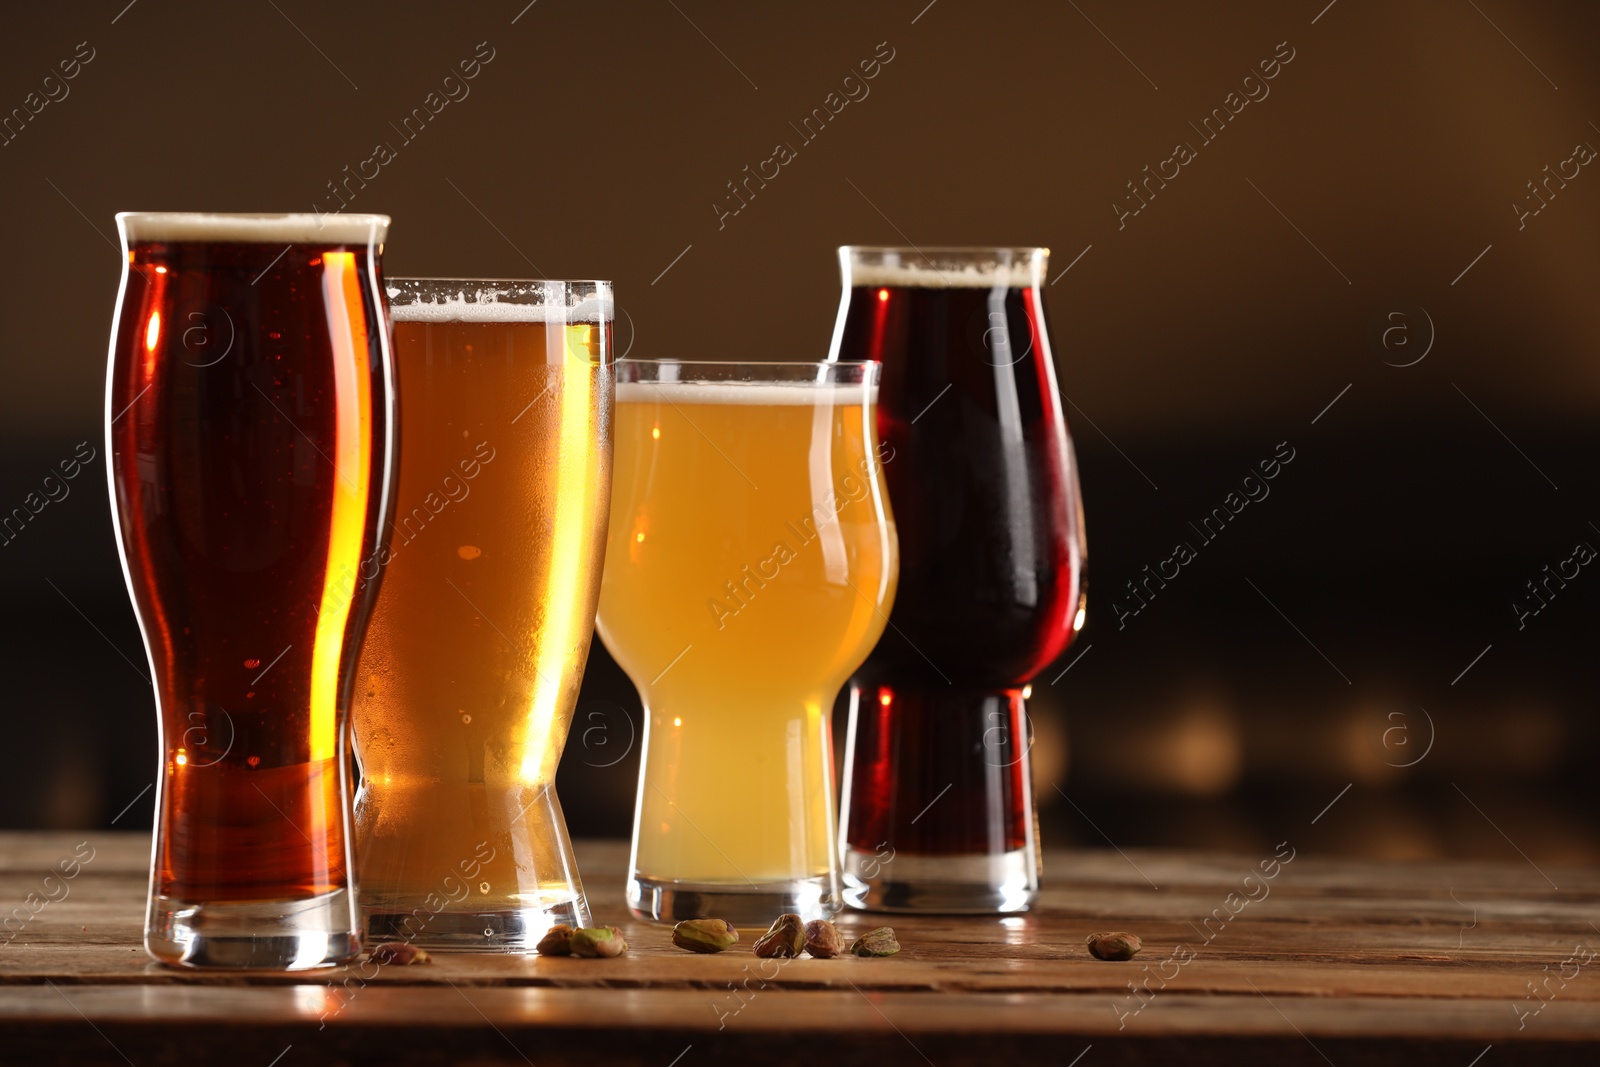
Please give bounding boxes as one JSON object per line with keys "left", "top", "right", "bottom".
{"left": 363, "top": 897, "right": 589, "bottom": 952}
{"left": 841, "top": 846, "right": 1038, "bottom": 913}
{"left": 355, "top": 780, "right": 590, "bottom": 954}
{"left": 147, "top": 888, "right": 360, "bottom": 969}
{"left": 628, "top": 874, "right": 839, "bottom": 924}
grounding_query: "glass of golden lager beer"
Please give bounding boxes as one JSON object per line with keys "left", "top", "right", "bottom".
{"left": 352, "top": 278, "right": 613, "bottom": 950}
{"left": 107, "top": 212, "right": 396, "bottom": 968}
{"left": 596, "top": 360, "right": 897, "bottom": 921}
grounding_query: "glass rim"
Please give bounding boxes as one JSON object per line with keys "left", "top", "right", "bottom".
{"left": 840, "top": 245, "right": 1048, "bottom": 257}
{"left": 615, "top": 359, "right": 879, "bottom": 386}
{"left": 116, "top": 210, "right": 392, "bottom": 221}
{"left": 616, "top": 358, "right": 874, "bottom": 369}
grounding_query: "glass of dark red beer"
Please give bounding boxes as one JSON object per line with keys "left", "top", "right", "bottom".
{"left": 831, "top": 246, "right": 1086, "bottom": 912}
{"left": 106, "top": 212, "right": 396, "bottom": 967}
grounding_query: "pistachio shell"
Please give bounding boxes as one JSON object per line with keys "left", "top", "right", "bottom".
{"left": 803, "top": 919, "right": 843, "bottom": 958}
{"left": 370, "top": 941, "right": 431, "bottom": 965}
{"left": 536, "top": 923, "right": 574, "bottom": 956}
{"left": 570, "top": 925, "right": 628, "bottom": 958}
{"left": 672, "top": 918, "right": 740, "bottom": 953}
{"left": 850, "top": 927, "right": 900, "bottom": 957}
{"left": 753, "top": 913, "right": 805, "bottom": 958}
{"left": 1086, "top": 931, "right": 1142, "bottom": 961}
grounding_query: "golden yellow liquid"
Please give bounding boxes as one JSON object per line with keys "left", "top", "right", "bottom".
{"left": 353, "top": 315, "right": 611, "bottom": 924}
{"left": 596, "top": 380, "right": 897, "bottom": 885}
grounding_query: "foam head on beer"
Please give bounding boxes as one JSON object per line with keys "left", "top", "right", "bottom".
{"left": 840, "top": 246, "right": 1047, "bottom": 289}
{"left": 386, "top": 282, "right": 613, "bottom": 324}
{"left": 118, "top": 211, "right": 390, "bottom": 245}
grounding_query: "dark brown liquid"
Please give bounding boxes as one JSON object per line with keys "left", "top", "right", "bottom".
{"left": 835, "top": 282, "right": 1084, "bottom": 856}
{"left": 108, "top": 239, "right": 393, "bottom": 901}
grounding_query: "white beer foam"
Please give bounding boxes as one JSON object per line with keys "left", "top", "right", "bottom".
{"left": 389, "top": 292, "right": 613, "bottom": 325}
{"left": 616, "top": 380, "right": 877, "bottom": 405}
{"left": 847, "top": 261, "right": 1044, "bottom": 288}
{"left": 118, "top": 212, "right": 389, "bottom": 245}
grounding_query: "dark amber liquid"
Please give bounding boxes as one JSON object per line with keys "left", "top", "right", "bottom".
{"left": 847, "top": 686, "right": 1032, "bottom": 855}
{"left": 108, "top": 239, "right": 392, "bottom": 902}
{"left": 835, "top": 283, "right": 1084, "bottom": 856}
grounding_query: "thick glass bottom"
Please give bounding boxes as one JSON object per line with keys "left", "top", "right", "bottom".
{"left": 841, "top": 846, "right": 1037, "bottom": 913}
{"left": 147, "top": 888, "right": 360, "bottom": 969}
{"left": 628, "top": 873, "right": 839, "bottom": 924}
{"left": 356, "top": 780, "right": 590, "bottom": 952}
{"left": 363, "top": 897, "right": 589, "bottom": 952}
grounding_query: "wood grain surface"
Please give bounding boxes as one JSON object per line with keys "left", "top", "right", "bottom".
{"left": 0, "top": 833, "right": 1596, "bottom": 1064}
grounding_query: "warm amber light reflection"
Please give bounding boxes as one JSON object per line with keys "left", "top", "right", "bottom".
{"left": 519, "top": 327, "right": 602, "bottom": 782}
{"left": 309, "top": 251, "right": 373, "bottom": 763}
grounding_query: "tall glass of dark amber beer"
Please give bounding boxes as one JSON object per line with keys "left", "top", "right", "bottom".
{"left": 106, "top": 212, "right": 395, "bottom": 968}
{"left": 352, "top": 279, "right": 613, "bottom": 950}
{"left": 831, "top": 247, "right": 1086, "bottom": 913}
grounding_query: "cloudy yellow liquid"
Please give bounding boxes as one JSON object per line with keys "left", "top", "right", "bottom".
{"left": 596, "top": 380, "right": 896, "bottom": 886}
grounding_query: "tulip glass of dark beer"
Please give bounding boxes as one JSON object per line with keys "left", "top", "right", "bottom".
{"left": 106, "top": 212, "right": 396, "bottom": 968}
{"left": 830, "top": 246, "right": 1087, "bottom": 913}
{"left": 352, "top": 279, "right": 613, "bottom": 950}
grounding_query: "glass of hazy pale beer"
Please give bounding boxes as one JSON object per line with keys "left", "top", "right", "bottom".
{"left": 351, "top": 279, "right": 613, "bottom": 950}
{"left": 596, "top": 360, "right": 898, "bottom": 922}
{"left": 107, "top": 212, "right": 396, "bottom": 968}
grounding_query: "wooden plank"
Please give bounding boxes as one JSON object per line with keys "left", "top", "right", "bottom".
{"left": 0, "top": 832, "right": 1595, "bottom": 1064}
{"left": 3, "top": 987, "right": 1600, "bottom": 1066}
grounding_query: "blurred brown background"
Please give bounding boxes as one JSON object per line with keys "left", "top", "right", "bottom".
{"left": 2, "top": 1, "right": 1597, "bottom": 866}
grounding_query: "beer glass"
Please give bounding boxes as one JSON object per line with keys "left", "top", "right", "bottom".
{"left": 352, "top": 278, "right": 613, "bottom": 950}
{"left": 831, "top": 247, "right": 1086, "bottom": 912}
{"left": 596, "top": 360, "right": 897, "bottom": 922}
{"left": 107, "top": 212, "right": 395, "bottom": 968}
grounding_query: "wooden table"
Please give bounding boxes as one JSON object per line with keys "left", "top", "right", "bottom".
{"left": 2, "top": 833, "right": 1596, "bottom": 1064}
